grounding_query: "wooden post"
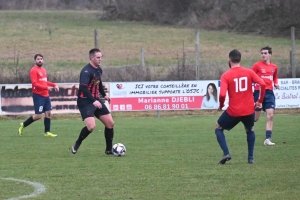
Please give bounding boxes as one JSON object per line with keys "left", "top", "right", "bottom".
{"left": 94, "top": 29, "right": 99, "bottom": 49}
{"left": 141, "top": 47, "right": 145, "bottom": 71}
{"left": 291, "top": 27, "right": 296, "bottom": 78}
{"left": 195, "top": 29, "right": 200, "bottom": 80}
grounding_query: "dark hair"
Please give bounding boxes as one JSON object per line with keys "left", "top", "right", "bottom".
{"left": 89, "top": 48, "right": 101, "bottom": 57}
{"left": 34, "top": 54, "right": 43, "bottom": 60}
{"left": 229, "top": 49, "right": 241, "bottom": 63}
{"left": 260, "top": 46, "right": 272, "bottom": 54}
{"left": 205, "top": 83, "right": 218, "bottom": 102}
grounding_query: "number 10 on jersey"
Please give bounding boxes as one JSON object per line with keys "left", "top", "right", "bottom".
{"left": 233, "top": 77, "right": 248, "bottom": 92}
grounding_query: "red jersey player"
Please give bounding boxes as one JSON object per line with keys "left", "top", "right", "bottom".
{"left": 215, "top": 49, "right": 266, "bottom": 164}
{"left": 252, "top": 46, "right": 279, "bottom": 146}
{"left": 18, "top": 54, "right": 59, "bottom": 137}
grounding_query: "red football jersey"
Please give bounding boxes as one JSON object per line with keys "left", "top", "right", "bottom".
{"left": 219, "top": 66, "right": 266, "bottom": 116}
{"left": 30, "top": 65, "right": 56, "bottom": 97}
{"left": 252, "top": 61, "right": 278, "bottom": 90}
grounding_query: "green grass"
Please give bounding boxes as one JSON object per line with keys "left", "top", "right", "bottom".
{"left": 1, "top": 114, "right": 300, "bottom": 199}
{"left": 0, "top": 10, "right": 299, "bottom": 70}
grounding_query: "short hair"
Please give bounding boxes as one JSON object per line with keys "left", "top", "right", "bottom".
{"left": 34, "top": 54, "right": 43, "bottom": 60}
{"left": 89, "top": 48, "right": 101, "bottom": 57}
{"left": 260, "top": 46, "right": 272, "bottom": 54}
{"left": 229, "top": 49, "right": 241, "bottom": 63}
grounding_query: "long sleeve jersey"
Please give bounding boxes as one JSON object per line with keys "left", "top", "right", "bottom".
{"left": 252, "top": 61, "right": 278, "bottom": 90}
{"left": 219, "top": 66, "right": 266, "bottom": 116}
{"left": 30, "top": 65, "right": 56, "bottom": 97}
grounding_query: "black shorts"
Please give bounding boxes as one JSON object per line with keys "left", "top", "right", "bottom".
{"left": 253, "top": 90, "right": 276, "bottom": 111}
{"left": 217, "top": 110, "right": 254, "bottom": 131}
{"left": 77, "top": 99, "right": 110, "bottom": 120}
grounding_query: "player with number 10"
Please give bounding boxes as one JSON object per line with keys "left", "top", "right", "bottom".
{"left": 214, "top": 49, "right": 266, "bottom": 164}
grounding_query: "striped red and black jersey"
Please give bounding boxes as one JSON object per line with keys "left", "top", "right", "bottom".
{"left": 78, "top": 63, "right": 102, "bottom": 101}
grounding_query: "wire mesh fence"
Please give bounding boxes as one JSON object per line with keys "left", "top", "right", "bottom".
{"left": 1, "top": 26, "right": 300, "bottom": 83}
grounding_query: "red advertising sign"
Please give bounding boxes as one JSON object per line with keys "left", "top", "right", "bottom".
{"left": 111, "top": 96, "right": 204, "bottom": 111}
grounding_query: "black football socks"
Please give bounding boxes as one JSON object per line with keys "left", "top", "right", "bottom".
{"left": 76, "top": 126, "right": 91, "bottom": 145}
{"left": 44, "top": 117, "right": 51, "bottom": 133}
{"left": 23, "top": 116, "right": 34, "bottom": 127}
{"left": 104, "top": 127, "right": 114, "bottom": 151}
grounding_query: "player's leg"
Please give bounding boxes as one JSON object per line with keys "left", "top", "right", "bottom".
{"left": 264, "top": 108, "right": 275, "bottom": 146}
{"left": 96, "top": 102, "right": 114, "bottom": 155}
{"left": 71, "top": 104, "right": 96, "bottom": 154}
{"left": 253, "top": 90, "right": 262, "bottom": 122}
{"left": 242, "top": 113, "right": 255, "bottom": 164}
{"left": 44, "top": 97, "right": 57, "bottom": 137}
{"left": 254, "top": 110, "right": 261, "bottom": 122}
{"left": 263, "top": 91, "right": 276, "bottom": 146}
{"left": 215, "top": 111, "right": 239, "bottom": 164}
{"left": 19, "top": 94, "right": 44, "bottom": 136}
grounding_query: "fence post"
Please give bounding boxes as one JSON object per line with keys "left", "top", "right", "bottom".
{"left": 195, "top": 29, "right": 200, "bottom": 80}
{"left": 141, "top": 47, "right": 145, "bottom": 71}
{"left": 94, "top": 29, "right": 99, "bottom": 49}
{"left": 291, "top": 27, "right": 296, "bottom": 78}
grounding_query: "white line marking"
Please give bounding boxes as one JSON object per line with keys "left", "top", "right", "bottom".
{"left": 0, "top": 177, "right": 46, "bottom": 200}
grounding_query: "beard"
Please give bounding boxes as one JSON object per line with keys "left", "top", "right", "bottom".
{"left": 36, "top": 62, "right": 43, "bottom": 67}
{"left": 228, "top": 61, "right": 231, "bottom": 68}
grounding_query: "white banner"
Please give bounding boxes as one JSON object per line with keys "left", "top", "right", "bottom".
{"left": 1, "top": 79, "right": 299, "bottom": 115}
{"left": 275, "top": 78, "right": 300, "bottom": 108}
{"left": 110, "top": 81, "right": 220, "bottom": 111}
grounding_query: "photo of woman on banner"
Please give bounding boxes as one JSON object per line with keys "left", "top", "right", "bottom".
{"left": 201, "top": 83, "right": 218, "bottom": 109}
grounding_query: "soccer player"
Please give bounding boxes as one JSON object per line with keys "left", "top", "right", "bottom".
{"left": 215, "top": 49, "right": 266, "bottom": 164}
{"left": 71, "top": 48, "right": 114, "bottom": 155}
{"left": 252, "top": 46, "right": 279, "bottom": 146}
{"left": 18, "top": 54, "right": 59, "bottom": 137}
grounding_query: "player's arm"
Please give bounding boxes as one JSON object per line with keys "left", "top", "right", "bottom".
{"left": 47, "top": 81, "right": 56, "bottom": 87}
{"left": 273, "top": 67, "right": 279, "bottom": 89}
{"left": 251, "top": 63, "right": 261, "bottom": 90}
{"left": 79, "top": 83, "right": 96, "bottom": 103}
{"left": 99, "top": 80, "right": 106, "bottom": 97}
{"left": 99, "top": 80, "right": 110, "bottom": 103}
{"left": 47, "top": 81, "right": 59, "bottom": 91}
{"left": 251, "top": 63, "right": 258, "bottom": 73}
{"left": 79, "top": 70, "right": 96, "bottom": 103}
{"left": 218, "top": 75, "right": 228, "bottom": 110}
{"left": 30, "top": 68, "right": 48, "bottom": 90}
{"left": 252, "top": 71, "right": 266, "bottom": 103}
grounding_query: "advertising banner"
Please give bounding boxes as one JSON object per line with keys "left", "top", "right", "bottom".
{"left": 274, "top": 78, "right": 300, "bottom": 108}
{"left": 0, "top": 83, "right": 110, "bottom": 115}
{"left": 1, "top": 78, "right": 299, "bottom": 115}
{"left": 110, "top": 81, "right": 220, "bottom": 111}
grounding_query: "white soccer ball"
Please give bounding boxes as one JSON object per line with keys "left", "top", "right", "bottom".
{"left": 112, "top": 143, "right": 126, "bottom": 156}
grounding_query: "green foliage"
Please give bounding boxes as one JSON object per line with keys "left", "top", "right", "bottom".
{"left": 0, "top": 114, "right": 300, "bottom": 199}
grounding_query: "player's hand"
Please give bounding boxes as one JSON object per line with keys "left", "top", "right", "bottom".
{"left": 93, "top": 100, "right": 102, "bottom": 109}
{"left": 104, "top": 96, "right": 111, "bottom": 104}
{"left": 255, "top": 102, "right": 262, "bottom": 109}
{"left": 274, "top": 84, "right": 279, "bottom": 89}
{"left": 54, "top": 86, "right": 59, "bottom": 91}
{"left": 217, "top": 107, "right": 223, "bottom": 111}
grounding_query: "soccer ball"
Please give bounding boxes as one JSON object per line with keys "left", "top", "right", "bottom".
{"left": 112, "top": 143, "right": 126, "bottom": 156}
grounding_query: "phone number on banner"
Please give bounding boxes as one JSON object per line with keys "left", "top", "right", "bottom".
{"left": 145, "top": 103, "right": 189, "bottom": 110}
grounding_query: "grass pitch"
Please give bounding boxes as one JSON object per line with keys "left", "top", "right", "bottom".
{"left": 0, "top": 113, "right": 300, "bottom": 199}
